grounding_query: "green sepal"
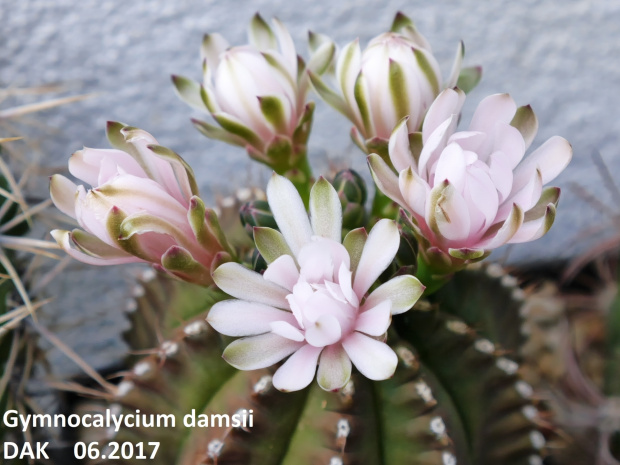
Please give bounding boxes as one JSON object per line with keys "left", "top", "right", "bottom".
{"left": 292, "top": 102, "right": 315, "bottom": 147}
{"left": 161, "top": 246, "right": 212, "bottom": 286}
{"left": 191, "top": 118, "right": 246, "bottom": 147}
{"left": 307, "top": 70, "right": 351, "bottom": 118}
{"left": 249, "top": 12, "right": 276, "bottom": 50}
{"left": 259, "top": 96, "right": 288, "bottom": 134}
{"left": 457, "top": 66, "right": 483, "bottom": 94}
{"left": 390, "top": 11, "right": 414, "bottom": 32}
{"left": 254, "top": 226, "right": 294, "bottom": 264}
{"left": 212, "top": 112, "right": 264, "bottom": 150}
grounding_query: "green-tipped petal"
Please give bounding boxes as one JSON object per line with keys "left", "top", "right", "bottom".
{"left": 510, "top": 105, "right": 539, "bottom": 150}
{"left": 171, "top": 75, "right": 207, "bottom": 111}
{"left": 308, "top": 70, "right": 351, "bottom": 118}
{"left": 161, "top": 245, "right": 212, "bottom": 286}
{"left": 249, "top": 13, "right": 277, "bottom": 51}
{"left": 363, "top": 275, "right": 425, "bottom": 315}
{"left": 200, "top": 32, "right": 229, "bottom": 69}
{"left": 413, "top": 48, "right": 440, "bottom": 95}
{"left": 343, "top": 227, "right": 368, "bottom": 277}
{"left": 49, "top": 174, "right": 77, "bottom": 218}
{"left": 254, "top": 227, "right": 294, "bottom": 264}
{"left": 222, "top": 333, "right": 302, "bottom": 370}
{"left": 388, "top": 59, "right": 410, "bottom": 122}
{"left": 309, "top": 177, "right": 342, "bottom": 242}
{"left": 390, "top": 11, "right": 414, "bottom": 33}
{"left": 147, "top": 144, "right": 199, "bottom": 198}
{"left": 354, "top": 71, "right": 374, "bottom": 137}
{"left": 213, "top": 262, "right": 289, "bottom": 308}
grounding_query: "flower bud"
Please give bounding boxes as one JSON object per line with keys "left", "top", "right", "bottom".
{"left": 173, "top": 14, "right": 335, "bottom": 174}
{"left": 309, "top": 12, "right": 480, "bottom": 155}
{"left": 50, "top": 122, "right": 234, "bottom": 286}
{"left": 239, "top": 199, "right": 277, "bottom": 236}
{"left": 332, "top": 169, "right": 367, "bottom": 232}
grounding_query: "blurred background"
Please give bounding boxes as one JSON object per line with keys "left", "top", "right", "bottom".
{"left": 1, "top": 0, "right": 619, "bottom": 399}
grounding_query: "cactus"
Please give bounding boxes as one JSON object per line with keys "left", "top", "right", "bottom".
{"left": 73, "top": 257, "right": 549, "bottom": 465}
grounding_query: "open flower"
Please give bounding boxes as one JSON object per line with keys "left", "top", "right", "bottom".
{"left": 369, "top": 88, "right": 573, "bottom": 271}
{"left": 50, "top": 122, "right": 233, "bottom": 286}
{"left": 309, "top": 12, "right": 479, "bottom": 154}
{"left": 173, "top": 14, "right": 334, "bottom": 173}
{"left": 208, "top": 174, "right": 424, "bottom": 392}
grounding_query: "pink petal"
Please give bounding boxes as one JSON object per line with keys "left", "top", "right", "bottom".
{"left": 353, "top": 219, "right": 400, "bottom": 297}
{"left": 512, "top": 136, "right": 572, "bottom": 193}
{"left": 488, "top": 151, "right": 514, "bottom": 202}
{"left": 434, "top": 143, "right": 467, "bottom": 192}
{"left": 418, "top": 115, "right": 458, "bottom": 182}
{"left": 434, "top": 183, "right": 472, "bottom": 243}
{"left": 338, "top": 263, "right": 358, "bottom": 307}
{"left": 342, "top": 332, "right": 397, "bottom": 380}
{"left": 478, "top": 203, "right": 524, "bottom": 249}
{"left": 222, "top": 333, "right": 303, "bottom": 370}
{"left": 317, "top": 344, "right": 352, "bottom": 391}
{"left": 463, "top": 164, "right": 499, "bottom": 232}
{"left": 355, "top": 300, "right": 391, "bottom": 336}
{"left": 399, "top": 167, "right": 429, "bottom": 218}
{"left": 207, "top": 299, "right": 296, "bottom": 337}
{"left": 263, "top": 254, "right": 299, "bottom": 291}
{"left": 490, "top": 124, "right": 525, "bottom": 170}
{"left": 272, "top": 344, "right": 322, "bottom": 392}
{"left": 368, "top": 154, "right": 406, "bottom": 206}
{"left": 496, "top": 169, "right": 542, "bottom": 222}
{"left": 422, "top": 88, "right": 465, "bottom": 144}
{"left": 468, "top": 93, "right": 517, "bottom": 135}
{"left": 305, "top": 313, "right": 342, "bottom": 347}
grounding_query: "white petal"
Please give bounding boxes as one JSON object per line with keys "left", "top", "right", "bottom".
{"left": 355, "top": 300, "right": 392, "bottom": 336}
{"left": 50, "top": 175, "right": 77, "bottom": 219}
{"left": 310, "top": 177, "right": 342, "bottom": 242}
{"left": 212, "top": 262, "right": 289, "bottom": 309}
{"left": 368, "top": 154, "right": 406, "bottom": 206}
{"left": 222, "top": 333, "right": 303, "bottom": 370}
{"left": 267, "top": 173, "right": 313, "bottom": 257}
{"left": 317, "top": 344, "right": 352, "bottom": 391}
{"left": 512, "top": 136, "right": 572, "bottom": 193}
{"left": 338, "top": 263, "right": 358, "bottom": 307}
{"left": 434, "top": 142, "right": 467, "bottom": 192}
{"left": 207, "top": 299, "right": 295, "bottom": 337}
{"left": 270, "top": 321, "right": 305, "bottom": 341}
{"left": 263, "top": 254, "right": 299, "bottom": 291}
{"left": 342, "top": 332, "right": 398, "bottom": 380}
{"left": 272, "top": 344, "right": 322, "bottom": 392}
{"left": 363, "top": 275, "right": 424, "bottom": 315}
{"left": 399, "top": 167, "right": 429, "bottom": 218}
{"left": 353, "top": 219, "right": 400, "bottom": 297}
{"left": 389, "top": 117, "right": 416, "bottom": 172}
{"left": 305, "top": 313, "right": 342, "bottom": 347}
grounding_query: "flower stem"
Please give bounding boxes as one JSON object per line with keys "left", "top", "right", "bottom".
{"left": 283, "top": 152, "right": 313, "bottom": 209}
{"left": 416, "top": 254, "right": 452, "bottom": 295}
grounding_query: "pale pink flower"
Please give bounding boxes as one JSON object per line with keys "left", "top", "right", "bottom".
{"left": 208, "top": 174, "right": 424, "bottom": 392}
{"left": 173, "top": 14, "right": 334, "bottom": 170}
{"left": 50, "top": 122, "right": 232, "bottom": 285}
{"left": 369, "top": 88, "right": 573, "bottom": 265}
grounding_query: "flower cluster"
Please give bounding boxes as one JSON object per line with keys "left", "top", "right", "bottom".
{"left": 50, "top": 11, "right": 572, "bottom": 393}
{"left": 208, "top": 174, "right": 424, "bottom": 391}
{"left": 50, "top": 122, "right": 233, "bottom": 286}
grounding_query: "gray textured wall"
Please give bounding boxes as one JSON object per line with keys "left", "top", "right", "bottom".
{"left": 2, "top": 0, "right": 620, "bottom": 375}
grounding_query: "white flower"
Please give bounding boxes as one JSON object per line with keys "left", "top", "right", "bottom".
{"left": 208, "top": 174, "right": 424, "bottom": 392}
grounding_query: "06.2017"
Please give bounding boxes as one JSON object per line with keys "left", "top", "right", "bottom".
{"left": 74, "top": 441, "right": 160, "bottom": 460}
